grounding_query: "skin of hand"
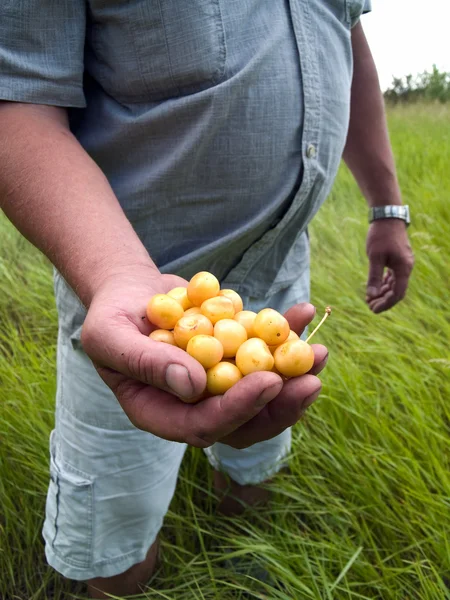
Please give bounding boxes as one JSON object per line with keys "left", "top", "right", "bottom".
{"left": 80, "top": 270, "right": 328, "bottom": 449}
{"left": 365, "top": 220, "right": 414, "bottom": 313}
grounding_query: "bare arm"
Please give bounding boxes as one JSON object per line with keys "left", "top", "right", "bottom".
{"left": 0, "top": 102, "right": 156, "bottom": 307}
{"left": 343, "top": 23, "right": 414, "bottom": 313}
{"left": 343, "top": 22, "right": 401, "bottom": 207}
{"left": 0, "top": 101, "right": 326, "bottom": 446}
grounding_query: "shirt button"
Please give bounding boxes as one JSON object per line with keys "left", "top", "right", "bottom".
{"left": 306, "top": 144, "right": 316, "bottom": 159}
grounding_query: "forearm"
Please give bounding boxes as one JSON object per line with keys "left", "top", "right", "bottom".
{"left": 343, "top": 23, "right": 402, "bottom": 207}
{"left": 0, "top": 103, "right": 158, "bottom": 306}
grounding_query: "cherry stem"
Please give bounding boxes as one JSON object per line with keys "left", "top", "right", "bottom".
{"left": 305, "top": 307, "right": 332, "bottom": 344}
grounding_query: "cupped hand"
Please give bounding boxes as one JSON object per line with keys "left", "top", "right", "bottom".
{"left": 80, "top": 268, "right": 328, "bottom": 448}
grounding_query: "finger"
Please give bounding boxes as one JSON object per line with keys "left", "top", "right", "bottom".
{"left": 97, "top": 367, "right": 283, "bottom": 446}
{"left": 369, "top": 256, "right": 412, "bottom": 313}
{"left": 220, "top": 374, "right": 322, "bottom": 448}
{"left": 308, "top": 343, "right": 328, "bottom": 375}
{"left": 274, "top": 374, "right": 322, "bottom": 418}
{"left": 368, "top": 285, "right": 393, "bottom": 308}
{"left": 366, "top": 255, "right": 386, "bottom": 299}
{"left": 384, "top": 269, "right": 394, "bottom": 284}
{"left": 391, "top": 264, "right": 412, "bottom": 307}
{"left": 95, "top": 366, "right": 184, "bottom": 433}
{"left": 283, "top": 302, "right": 316, "bottom": 336}
{"left": 365, "top": 278, "right": 394, "bottom": 302}
{"left": 368, "top": 289, "right": 396, "bottom": 313}
{"left": 183, "top": 372, "right": 283, "bottom": 447}
{"left": 380, "top": 269, "right": 394, "bottom": 289}
{"left": 82, "top": 319, "right": 207, "bottom": 399}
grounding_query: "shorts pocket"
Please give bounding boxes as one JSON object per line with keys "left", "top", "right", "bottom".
{"left": 43, "top": 431, "right": 94, "bottom": 569}
{"left": 53, "top": 269, "right": 86, "bottom": 346}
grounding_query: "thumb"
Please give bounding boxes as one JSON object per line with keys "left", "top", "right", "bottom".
{"left": 81, "top": 320, "right": 206, "bottom": 400}
{"left": 366, "top": 254, "right": 385, "bottom": 299}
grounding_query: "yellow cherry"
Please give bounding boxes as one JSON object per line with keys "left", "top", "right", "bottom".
{"left": 186, "top": 335, "right": 224, "bottom": 369}
{"left": 183, "top": 306, "right": 202, "bottom": 316}
{"left": 273, "top": 339, "right": 315, "bottom": 377}
{"left": 146, "top": 294, "right": 184, "bottom": 330}
{"left": 218, "top": 289, "right": 244, "bottom": 314}
{"left": 207, "top": 361, "right": 243, "bottom": 395}
{"left": 149, "top": 329, "right": 176, "bottom": 345}
{"left": 167, "top": 287, "right": 193, "bottom": 310}
{"left": 201, "top": 296, "right": 235, "bottom": 324}
{"left": 173, "top": 314, "right": 214, "bottom": 350}
{"left": 253, "top": 308, "right": 290, "bottom": 346}
{"left": 235, "top": 338, "right": 274, "bottom": 375}
{"left": 214, "top": 319, "right": 247, "bottom": 358}
{"left": 234, "top": 310, "right": 257, "bottom": 338}
{"left": 268, "top": 329, "right": 299, "bottom": 353}
{"left": 187, "top": 271, "right": 220, "bottom": 306}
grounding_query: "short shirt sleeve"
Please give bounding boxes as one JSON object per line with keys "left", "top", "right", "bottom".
{"left": 349, "top": 0, "right": 372, "bottom": 28}
{"left": 0, "top": 0, "right": 86, "bottom": 108}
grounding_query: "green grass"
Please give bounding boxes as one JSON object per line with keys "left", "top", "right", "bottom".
{"left": 1, "top": 103, "right": 449, "bottom": 599}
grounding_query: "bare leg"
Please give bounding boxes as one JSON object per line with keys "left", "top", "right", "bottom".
{"left": 213, "top": 470, "right": 271, "bottom": 516}
{"left": 86, "top": 537, "right": 159, "bottom": 599}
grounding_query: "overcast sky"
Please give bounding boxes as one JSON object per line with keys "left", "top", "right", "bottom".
{"left": 362, "top": 0, "right": 450, "bottom": 90}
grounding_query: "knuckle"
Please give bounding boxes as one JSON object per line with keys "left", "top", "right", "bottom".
{"left": 114, "top": 376, "right": 135, "bottom": 401}
{"left": 80, "top": 319, "right": 99, "bottom": 355}
{"left": 187, "top": 428, "right": 216, "bottom": 449}
{"left": 183, "top": 410, "right": 217, "bottom": 448}
{"left": 115, "top": 383, "right": 147, "bottom": 430}
{"left": 95, "top": 365, "right": 114, "bottom": 386}
{"left": 126, "top": 345, "right": 156, "bottom": 384}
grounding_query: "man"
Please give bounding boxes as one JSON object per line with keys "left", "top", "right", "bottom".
{"left": 0, "top": 0, "right": 413, "bottom": 597}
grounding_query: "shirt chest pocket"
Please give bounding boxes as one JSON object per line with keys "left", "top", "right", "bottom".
{"left": 87, "top": 0, "right": 227, "bottom": 103}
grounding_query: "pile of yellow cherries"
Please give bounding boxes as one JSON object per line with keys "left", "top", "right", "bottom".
{"left": 147, "top": 271, "right": 330, "bottom": 399}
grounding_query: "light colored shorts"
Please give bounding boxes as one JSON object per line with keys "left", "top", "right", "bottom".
{"left": 43, "top": 266, "right": 309, "bottom": 581}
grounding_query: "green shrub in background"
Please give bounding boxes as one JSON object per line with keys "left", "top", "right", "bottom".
{"left": 384, "top": 64, "right": 450, "bottom": 104}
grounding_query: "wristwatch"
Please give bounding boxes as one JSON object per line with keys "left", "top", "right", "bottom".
{"left": 368, "top": 205, "right": 410, "bottom": 227}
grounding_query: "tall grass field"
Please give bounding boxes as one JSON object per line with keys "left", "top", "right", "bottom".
{"left": 1, "top": 104, "right": 449, "bottom": 599}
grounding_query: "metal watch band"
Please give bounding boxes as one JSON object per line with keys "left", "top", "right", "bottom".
{"left": 368, "top": 205, "right": 410, "bottom": 227}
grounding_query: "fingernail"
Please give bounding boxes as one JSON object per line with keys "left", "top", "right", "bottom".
{"left": 165, "top": 364, "right": 194, "bottom": 398}
{"left": 302, "top": 387, "right": 321, "bottom": 410}
{"left": 367, "top": 286, "right": 379, "bottom": 297}
{"left": 256, "top": 382, "right": 283, "bottom": 408}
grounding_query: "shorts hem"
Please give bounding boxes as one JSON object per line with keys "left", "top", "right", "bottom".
{"left": 45, "top": 535, "right": 157, "bottom": 581}
{"left": 204, "top": 447, "right": 290, "bottom": 486}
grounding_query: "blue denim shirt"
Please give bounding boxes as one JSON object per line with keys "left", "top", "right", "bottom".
{"left": 1, "top": 0, "right": 370, "bottom": 299}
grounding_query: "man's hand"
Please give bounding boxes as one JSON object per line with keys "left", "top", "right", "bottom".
{"left": 81, "top": 270, "right": 328, "bottom": 449}
{"left": 366, "top": 219, "right": 414, "bottom": 313}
